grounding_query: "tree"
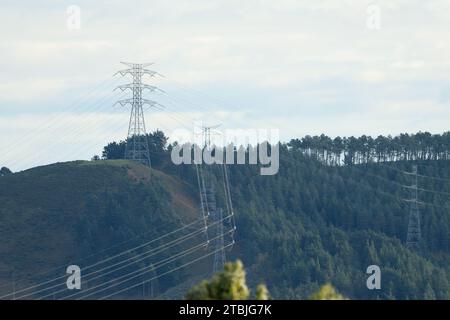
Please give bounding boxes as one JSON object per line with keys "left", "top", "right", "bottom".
{"left": 186, "top": 260, "right": 268, "bottom": 300}
{"left": 102, "top": 131, "right": 169, "bottom": 160}
{"left": 0, "top": 167, "right": 12, "bottom": 176}
{"left": 287, "top": 131, "right": 450, "bottom": 165}
{"left": 148, "top": 129, "right": 168, "bottom": 153}
{"left": 102, "top": 140, "right": 126, "bottom": 160}
{"left": 308, "top": 284, "right": 345, "bottom": 300}
{"left": 256, "top": 284, "right": 269, "bottom": 300}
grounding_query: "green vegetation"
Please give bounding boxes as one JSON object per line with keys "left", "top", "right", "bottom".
{"left": 1, "top": 131, "right": 449, "bottom": 299}
{"left": 221, "top": 151, "right": 450, "bottom": 299}
{"left": 186, "top": 260, "right": 268, "bottom": 300}
{"left": 0, "top": 160, "right": 199, "bottom": 297}
{"left": 309, "top": 284, "right": 345, "bottom": 300}
{"left": 289, "top": 131, "right": 450, "bottom": 165}
{"left": 186, "top": 261, "right": 345, "bottom": 300}
{"left": 0, "top": 167, "right": 12, "bottom": 176}
{"left": 131, "top": 131, "right": 449, "bottom": 299}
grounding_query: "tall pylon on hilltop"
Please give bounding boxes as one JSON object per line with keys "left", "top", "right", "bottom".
{"left": 114, "top": 62, "right": 162, "bottom": 166}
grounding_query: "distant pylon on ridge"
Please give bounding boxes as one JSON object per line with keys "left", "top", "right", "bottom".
{"left": 406, "top": 165, "right": 421, "bottom": 251}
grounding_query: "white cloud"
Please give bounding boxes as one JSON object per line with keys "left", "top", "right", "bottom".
{"left": 1, "top": 0, "right": 450, "bottom": 170}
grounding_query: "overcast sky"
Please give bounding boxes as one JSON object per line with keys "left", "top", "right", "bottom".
{"left": 1, "top": 0, "right": 450, "bottom": 171}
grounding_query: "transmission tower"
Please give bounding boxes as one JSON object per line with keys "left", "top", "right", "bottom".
{"left": 201, "top": 125, "right": 221, "bottom": 148}
{"left": 197, "top": 125, "right": 228, "bottom": 274}
{"left": 114, "top": 62, "right": 162, "bottom": 166}
{"left": 212, "top": 208, "right": 226, "bottom": 273}
{"left": 406, "top": 165, "right": 421, "bottom": 250}
{"left": 202, "top": 179, "right": 227, "bottom": 274}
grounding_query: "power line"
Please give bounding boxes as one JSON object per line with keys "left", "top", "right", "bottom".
{"left": 0, "top": 218, "right": 204, "bottom": 299}
{"left": 403, "top": 185, "right": 450, "bottom": 197}
{"left": 1, "top": 66, "right": 243, "bottom": 300}
{"left": 97, "top": 242, "right": 234, "bottom": 300}
{"left": 28, "top": 227, "right": 207, "bottom": 300}
{"left": 7, "top": 90, "right": 128, "bottom": 170}
{"left": 14, "top": 214, "right": 229, "bottom": 300}
{"left": 1, "top": 75, "right": 120, "bottom": 159}
{"left": 42, "top": 215, "right": 232, "bottom": 300}
{"left": 0, "top": 215, "right": 201, "bottom": 292}
{"left": 417, "top": 173, "right": 450, "bottom": 184}
{"left": 70, "top": 241, "right": 208, "bottom": 300}
{"left": 72, "top": 229, "right": 234, "bottom": 300}
{"left": 415, "top": 200, "right": 450, "bottom": 210}
{"left": 80, "top": 229, "right": 206, "bottom": 282}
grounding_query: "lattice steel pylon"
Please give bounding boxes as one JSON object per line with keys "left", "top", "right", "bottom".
{"left": 197, "top": 125, "right": 228, "bottom": 274}
{"left": 406, "top": 165, "right": 421, "bottom": 251}
{"left": 202, "top": 180, "right": 226, "bottom": 274}
{"left": 114, "top": 62, "right": 162, "bottom": 166}
{"left": 212, "top": 208, "right": 226, "bottom": 273}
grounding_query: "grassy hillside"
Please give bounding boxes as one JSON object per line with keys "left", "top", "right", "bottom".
{"left": 0, "top": 160, "right": 204, "bottom": 298}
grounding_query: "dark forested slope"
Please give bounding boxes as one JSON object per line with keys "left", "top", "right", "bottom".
{"left": 167, "top": 143, "right": 450, "bottom": 299}
{"left": 224, "top": 149, "right": 450, "bottom": 299}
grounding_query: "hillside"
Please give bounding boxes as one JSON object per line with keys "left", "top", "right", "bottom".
{"left": 0, "top": 150, "right": 449, "bottom": 299}
{"left": 224, "top": 149, "right": 450, "bottom": 299}
{"left": 0, "top": 160, "right": 205, "bottom": 298}
{"left": 161, "top": 144, "right": 450, "bottom": 299}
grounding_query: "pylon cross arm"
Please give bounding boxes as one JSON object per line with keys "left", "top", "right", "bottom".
{"left": 114, "top": 99, "right": 133, "bottom": 107}
{"left": 113, "top": 69, "right": 134, "bottom": 77}
{"left": 142, "top": 99, "right": 163, "bottom": 107}
{"left": 120, "top": 62, "right": 153, "bottom": 68}
{"left": 142, "top": 69, "right": 163, "bottom": 77}
{"left": 114, "top": 68, "right": 161, "bottom": 78}
{"left": 114, "top": 84, "right": 163, "bottom": 92}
